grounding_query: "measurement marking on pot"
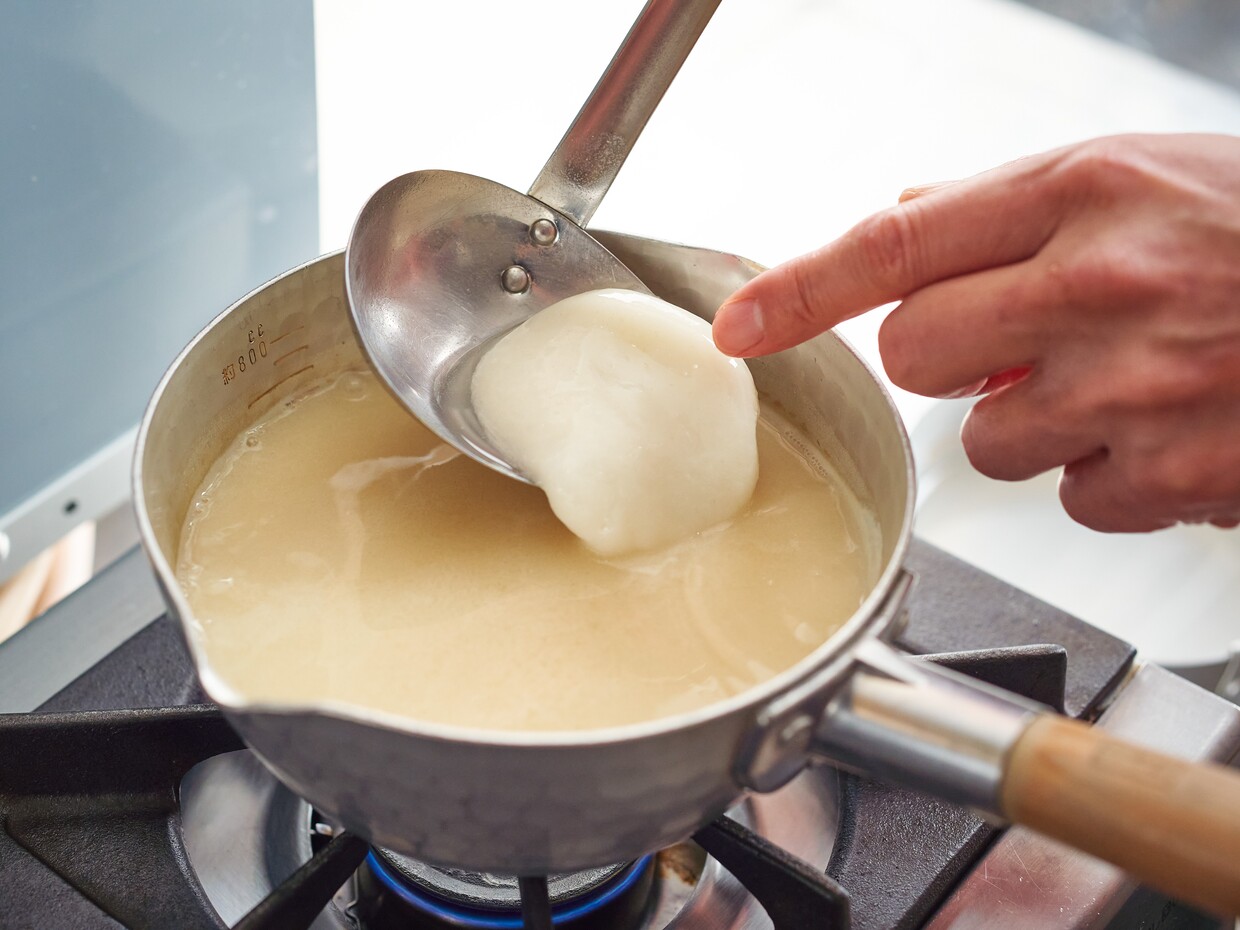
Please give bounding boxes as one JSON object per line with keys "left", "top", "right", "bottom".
{"left": 269, "top": 326, "right": 304, "bottom": 347}
{"left": 273, "top": 345, "right": 308, "bottom": 366}
{"left": 248, "top": 365, "right": 315, "bottom": 408}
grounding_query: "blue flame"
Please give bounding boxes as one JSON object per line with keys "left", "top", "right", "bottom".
{"left": 366, "top": 852, "right": 653, "bottom": 928}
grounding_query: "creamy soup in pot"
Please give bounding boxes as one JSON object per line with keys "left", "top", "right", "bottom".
{"left": 176, "top": 368, "right": 879, "bottom": 731}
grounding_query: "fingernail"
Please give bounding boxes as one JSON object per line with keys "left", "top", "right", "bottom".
{"left": 899, "top": 180, "right": 957, "bottom": 203}
{"left": 936, "top": 378, "right": 988, "bottom": 400}
{"left": 714, "top": 298, "right": 765, "bottom": 356}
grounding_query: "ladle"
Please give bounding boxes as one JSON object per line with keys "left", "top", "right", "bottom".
{"left": 346, "top": 0, "right": 721, "bottom": 482}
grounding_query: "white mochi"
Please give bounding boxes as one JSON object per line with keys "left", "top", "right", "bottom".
{"left": 471, "top": 288, "right": 759, "bottom": 556}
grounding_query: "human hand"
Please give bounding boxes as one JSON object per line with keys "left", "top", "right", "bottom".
{"left": 713, "top": 133, "right": 1240, "bottom": 531}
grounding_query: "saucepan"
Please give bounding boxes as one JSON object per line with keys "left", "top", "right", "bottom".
{"left": 133, "top": 235, "right": 1240, "bottom": 916}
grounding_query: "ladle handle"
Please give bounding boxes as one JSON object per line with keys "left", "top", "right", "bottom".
{"left": 1002, "top": 714, "right": 1240, "bottom": 917}
{"left": 527, "top": 0, "right": 721, "bottom": 227}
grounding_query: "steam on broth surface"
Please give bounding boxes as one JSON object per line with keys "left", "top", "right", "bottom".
{"left": 177, "top": 368, "right": 878, "bottom": 731}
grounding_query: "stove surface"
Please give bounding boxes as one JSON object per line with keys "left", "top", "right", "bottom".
{"left": 0, "top": 540, "right": 1235, "bottom": 930}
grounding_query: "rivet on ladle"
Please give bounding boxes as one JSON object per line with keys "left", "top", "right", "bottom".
{"left": 501, "top": 264, "right": 532, "bottom": 294}
{"left": 529, "top": 218, "right": 558, "bottom": 246}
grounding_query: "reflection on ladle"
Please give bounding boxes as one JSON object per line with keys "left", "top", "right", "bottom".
{"left": 345, "top": 0, "right": 722, "bottom": 482}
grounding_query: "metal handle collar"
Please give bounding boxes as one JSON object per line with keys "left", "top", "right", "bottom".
{"left": 814, "top": 640, "right": 1040, "bottom": 814}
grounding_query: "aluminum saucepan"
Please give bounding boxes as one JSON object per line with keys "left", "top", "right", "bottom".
{"left": 133, "top": 235, "right": 1240, "bottom": 916}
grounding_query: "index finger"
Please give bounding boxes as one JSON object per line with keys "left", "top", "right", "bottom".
{"left": 713, "top": 148, "right": 1071, "bottom": 357}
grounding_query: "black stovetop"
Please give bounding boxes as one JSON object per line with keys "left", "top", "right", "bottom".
{"left": 3, "top": 539, "right": 1212, "bottom": 930}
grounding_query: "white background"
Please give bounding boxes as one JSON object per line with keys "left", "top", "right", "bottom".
{"left": 312, "top": 0, "right": 1240, "bottom": 666}
{"left": 314, "top": 0, "right": 1240, "bottom": 430}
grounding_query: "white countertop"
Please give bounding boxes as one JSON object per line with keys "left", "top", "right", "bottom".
{"left": 314, "top": 0, "right": 1240, "bottom": 433}
{"left": 314, "top": 2, "right": 1240, "bottom": 668}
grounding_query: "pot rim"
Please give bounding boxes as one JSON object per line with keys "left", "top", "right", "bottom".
{"left": 132, "top": 245, "right": 917, "bottom": 749}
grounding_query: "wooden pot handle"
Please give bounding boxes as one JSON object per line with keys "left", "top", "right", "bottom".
{"left": 1002, "top": 714, "right": 1240, "bottom": 917}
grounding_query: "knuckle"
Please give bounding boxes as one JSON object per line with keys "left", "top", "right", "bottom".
{"left": 1059, "top": 450, "right": 1187, "bottom": 533}
{"left": 1057, "top": 136, "right": 1151, "bottom": 197}
{"left": 786, "top": 256, "right": 830, "bottom": 330}
{"left": 1079, "top": 251, "right": 1143, "bottom": 298}
{"left": 1054, "top": 248, "right": 1164, "bottom": 309}
{"left": 1124, "top": 446, "right": 1203, "bottom": 507}
{"left": 990, "top": 274, "right": 1042, "bottom": 332}
{"left": 1103, "top": 247, "right": 1167, "bottom": 299}
{"left": 852, "top": 206, "right": 924, "bottom": 287}
{"left": 1094, "top": 352, "right": 1213, "bottom": 418}
{"left": 1113, "top": 376, "right": 1168, "bottom": 416}
{"left": 1128, "top": 461, "right": 1181, "bottom": 503}
{"left": 1184, "top": 330, "right": 1240, "bottom": 389}
{"left": 1132, "top": 358, "right": 1206, "bottom": 410}
{"left": 1166, "top": 444, "right": 1240, "bottom": 510}
{"left": 1040, "top": 258, "right": 1079, "bottom": 308}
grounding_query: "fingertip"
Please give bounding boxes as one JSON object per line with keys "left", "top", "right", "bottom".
{"left": 712, "top": 297, "right": 766, "bottom": 357}
{"left": 715, "top": 231, "right": 895, "bottom": 357}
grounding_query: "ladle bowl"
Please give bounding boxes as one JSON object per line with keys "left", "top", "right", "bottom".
{"left": 345, "top": 170, "right": 648, "bottom": 483}
{"left": 345, "top": 0, "right": 721, "bottom": 481}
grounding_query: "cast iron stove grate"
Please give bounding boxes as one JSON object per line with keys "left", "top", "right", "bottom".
{"left": 0, "top": 701, "right": 851, "bottom": 930}
{"left": 9, "top": 541, "right": 1218, "bottom": 930}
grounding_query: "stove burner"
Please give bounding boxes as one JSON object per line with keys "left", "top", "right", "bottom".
{"left": 363, "top": 851, "right": 654, "bottom": 928}
{"left": 373, "top": 849, "right": 629, "bottom": 909}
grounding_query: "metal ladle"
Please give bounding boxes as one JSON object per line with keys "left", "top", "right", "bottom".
{"left": 345, "top": 0, "right": 721, "bottom": 483}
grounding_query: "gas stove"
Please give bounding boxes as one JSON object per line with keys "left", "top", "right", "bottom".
{"left": 1, "top": 540, "right": 1236, "bottom": 930}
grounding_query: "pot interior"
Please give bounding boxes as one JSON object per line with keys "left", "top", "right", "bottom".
{"left": 137, "top": 236, "right": 913, "bottom": 705}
